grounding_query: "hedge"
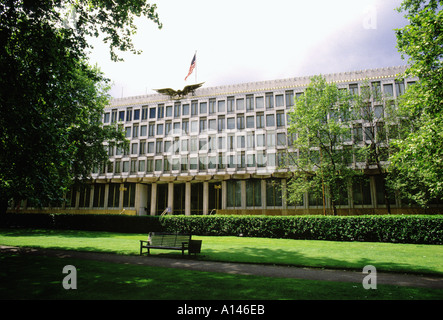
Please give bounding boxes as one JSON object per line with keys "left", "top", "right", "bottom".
{"left": 160, "top": 215, "right": 443, "bottom": 244}
{"left": 1, "top": 213, "right": 442, "bottom": 244}
{"left": 0, "top": 212, "right": 163, "bottom": 234}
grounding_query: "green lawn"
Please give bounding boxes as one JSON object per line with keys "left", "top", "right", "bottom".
{"left": 1, "top": 228, "right": 442, "bottom": 300}
{"left": 1, "top": 228, "right": 442, "bottom": 275}
{"left": 1, "top": 254, "right": 442, "bottom": 300}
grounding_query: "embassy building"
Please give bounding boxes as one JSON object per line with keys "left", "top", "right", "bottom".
{"left": 13, "top": 66, "right": 439, "bottom": 216}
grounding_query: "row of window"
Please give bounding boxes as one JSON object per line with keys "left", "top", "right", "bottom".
{"left": 104, "top": 80, "right": 415, "bottom": 125}
{"left": 60, "top": 176, "right": 393, "bottom": 210}
{"left": 109, "top": 121, "right": 397, "bottom": 158}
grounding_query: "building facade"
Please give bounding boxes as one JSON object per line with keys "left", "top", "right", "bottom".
{"left": 14, "top": 66, "right": 437, "bottom": 216}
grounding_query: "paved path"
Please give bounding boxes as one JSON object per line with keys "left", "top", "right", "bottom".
{"left": 1, "top": 245, "right": 443, "bottom": 289}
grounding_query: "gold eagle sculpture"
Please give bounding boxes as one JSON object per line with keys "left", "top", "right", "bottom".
{"left": 154, "top": 82, "right": 205, "bottom": 99}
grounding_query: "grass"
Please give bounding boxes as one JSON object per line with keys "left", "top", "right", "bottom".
{"left": 1, "top": 228, "right": 442, "bottom": 275}
{"left": 0, "top": 228, "right": 442, "bottom": 300}
{"left": 1, "top": 254, "right": 442, "bottom": 300}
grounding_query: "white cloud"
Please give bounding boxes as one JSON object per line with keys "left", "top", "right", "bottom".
{"left": 87, "top": 0, "right": 408, "bottom": 98}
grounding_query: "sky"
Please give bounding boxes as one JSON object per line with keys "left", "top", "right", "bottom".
{"left": 87, "top": 0, "right": 410, "bottom": 98}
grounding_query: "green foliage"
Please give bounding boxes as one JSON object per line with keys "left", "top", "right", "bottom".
{"left": 390, "top": 0, "right": 443, "bottom": 206}
{"left": 160, "top": 215, "right": 443, "bottom": 244}
{"left": 287, "top": 75, "right": 359, "bottom": 214}
{"left": 0, "top": 1, "right": 161, "bottom": 210}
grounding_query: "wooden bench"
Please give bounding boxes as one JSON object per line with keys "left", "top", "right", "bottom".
{"left": 140, "top": 232, "right": 200, "bottom": 256}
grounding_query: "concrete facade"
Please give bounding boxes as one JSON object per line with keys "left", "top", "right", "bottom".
{"left": 12, "top": 66, "right": 440, "bottom": 216}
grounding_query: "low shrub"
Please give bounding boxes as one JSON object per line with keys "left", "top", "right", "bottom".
{"left": 160, "top": 215, "right": 443, "bottom": 244}
{"left": 1, "top": 212, "right": 441, "bottom": 244}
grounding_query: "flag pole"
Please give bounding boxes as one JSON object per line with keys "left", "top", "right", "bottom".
{"left": 195, "top": 50, "right": 197, "bottom": 84}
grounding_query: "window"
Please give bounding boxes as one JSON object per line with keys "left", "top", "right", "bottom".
{"left": 93, "top": 184, "right": 105, "bottom": 208}
{"left": 349, "top": 84, "right": 359, "bottom": 96}
{"left": 189, "top": 157, "right": 198, "bottom": 170}
{"left": 247, "top": 154, "right": 256, "bottom": 167}
{"left": 218, "top": 100, "right": 225, "bottom": 113}
{"left": 266, "top": 179, "right": 282, "bottom": 207}
{"left": 108, "top": 184, "right": 120, "bottom": 208}
{"left": 246, "top": 116, "right": 255, "bottom": 128}
{"left": 140, "top": 125, "right": 147, "bottom": 136}
{"left": 103, "top": 112, "right": 110, "bottom": 123}
{"left": 237, "top": 152, "right": 245, "bottom": 168}
{"left": 163, "top": 158, "right": 170, "bottom": 172}
{"left": 256, "top": 113, "right": 264, "bottom": 128}
{"left": 353, "top": 178, "right": 372, "bottom": 205}
{"left": 164, "top": 140, "right": 171, "bottom": 153}
{"left": 395, "top": 81, "right": 405, "bottom": 96}
{"left": 182, "top": 104, "right": 189, "bottom": 116}
{"left": 155, "top": 140, "right": 162, "bottom": 154}
{"left": 157, "top": 105, "right": 164, "bottom": 119}
{"left": 227, "top": 180, "right": 241, "bottom": 207}
{"left": 182, "top": 120, "right": 189, "bottom": 134}
{"left": 218, "top": 116, "right": 225, "bottom": 132}
{"left": 199, "top": 118, "right": 206, "bottom": 133}
{"left": 257, "top": 134, "right": 265, "bottom": 147}
{"left": 146, "top": 159, "right": 153, "bottom": 172}
{"left": 266, "top": 114, "right": 275, "bottom": 127}
{"left": 227, "top": 117, "right": 235, "bottom": 130}
{"left": 166, "top": 105, "right": 172, "bottom": 117}
{"left": 228, "top": 135, "right": 235, "bottom": 151}
{"left": 174, "top": 103, "right": 181, "bottom": 118}
{"left": 181, "top": 157, "right": 188, "bottom": 171}
{"left": 157, "top": 124, "right": 163, "bottom": 135}
{"left": 139, "top": 141, "right": 146, "bottom": 154}
{"left": 277, "top": 133, "right": 286, "bottom": 146}
{"left": 246, "top": 179, "right": 261, "bottom": 207}
{"left": 142, "top": 107, "right": 149, "bottom": 120}
{"left": 122, "top": 161, "right": 129, "bottom": 173}
{"left": 165, "top": 122, "right": 172, "bottom": 136}
{"left": 119, "top": 111, "right": 125, "bottom": 121}
{"left": 172, "top": 158, "right": 180, "bottom": 171}
{"left": 138, "top": 159, "right": 146, "bottom": 172}
{"left": 383, "top": 84, "right": 393, "bottom": 97}
{"left": 285, "top": 90, "right": 294, "bottom": 108}
{"left": 353, "top": 125, "right": 363, "bottom": 142}
{"left": 111, "top": 109, "right": 117, "bottom": 123}
{"left": 125, "top": 127, "right": 131, "bottom": 138}
{"left": 267, "top": 132, "right": 275, "bottom": 147}
{"left": 200, "top": 102, "right": 207, "bottom": 114}
{"left": 218, "top": 137, "right": 226, "bottom": 150}
{"left": 126, "top": 109, "right": 132, "bottom": 122}
{"left": 246, "top": 95, "right": 254, "bottom": 111}
{"left": 208, "top": 119, "right": 216, "bottom": 132}
{"left": 236, "top": 98, "right": 244, "bottom": 111}
{"left": 199, "top": 138, "right": 207, "bottom": 151}
{"left": 134, "top": 109, "right": 140, "bottom": 121}
{"left": 237, "top": 135, "right": 245, "bottom": 149}
{"left": 130, "top": 159, "right": 137, "bottom": 173}
{"left": 191, "top": 100, "right": 198, "bottom": 116}
{"left": 266, "top": 93, "right": 274, "bottom": 109}
{"left": 227, "top": 97, "right": 235, "bottom": 112}
{"left": 190, "top": 137, "right": 198, "bottom": 152}
{"left": 237, "top": 115, "right": 245, "bottom": 130}
{"left": 191, "top": 120, "right": 198, "bottom": 133}
{"left": 148, "top": 123, "right": 155, "bottom": 137}
{"left": 155, "top": 159, "right": 162, "bottom": 171}
{"left": 276, "top": 112, "right": 285, "bottom": 127}
{"left": 147, "top": 141, "right": 154, "bottom": 154}
{"left": 181, "top": 138, "right": 189, "bottom": 152}
{"left": 209, "top": 99, "right": 216, "bottom": 113}
{"left": 257, "top": 151, "right": 266, "bottom": 167}
{"left": 255, "top": 96, "right": 264, "bottom": 109}
{"left": 132, "top": 125, "right": 138, "bottom": 138}
{"left": 276, "top": 94, "right": 284, "bottom": 107}
{"left": 247, "top": 132, "right": 255, "bottom": 149}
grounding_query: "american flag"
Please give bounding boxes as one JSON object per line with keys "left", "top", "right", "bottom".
{"left": 184, "top": 53, "right": 196, "bottom": 81}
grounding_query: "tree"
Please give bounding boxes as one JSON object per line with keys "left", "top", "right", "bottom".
{"left": 0, "top": 1, "right": 162, "bottom": 213}
{"left": 287, "top": 75, "right": 359, "bottom": 215}
{"left": 351, "top": 81, "right": 398, "bottom": 214}
{"left": 389, "top": 0, "right": 443, "bottom": 207}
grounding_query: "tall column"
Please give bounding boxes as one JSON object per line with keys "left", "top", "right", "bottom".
{"left": 221, "top": 180, "right": 227, "bottom": 210}
{"left": 119, "top": 183, "right": 125, "bottom": 211}
{"left": 261, "top": 179, "right": 267, "bottom": 209}
{"left": 103, "top": 184, "right": 109, "bottom": 210}
{"left": 150, "top": 182, "right": 157, "bottom": 216}
{"left": 135, "top": 183, "right": 148, "bottom": 216}
{"left": 185, "top": 182, "right": 191, "bottom": 216}
{"left": 203, "top": 181, "right": 209, "bottom": 215}
{"left": 168, "top": 182, "right": 174, "bottom": 214}
{"left": 240, "top": 180, "right": 246, "bottom": 210}
{"left": 282, "top": 179, "right": 287, "bottom": 209}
